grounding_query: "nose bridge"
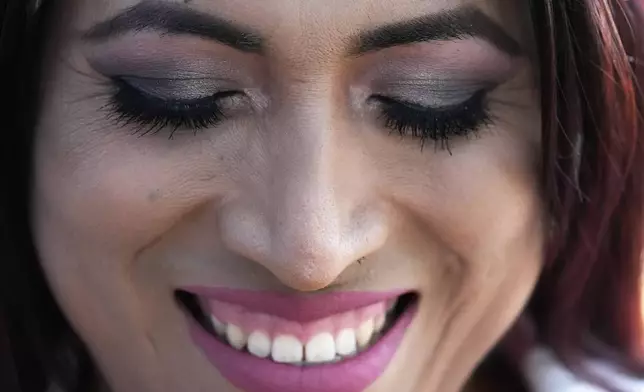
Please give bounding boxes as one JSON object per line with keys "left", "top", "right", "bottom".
{"left": 271, "top": 83, "right": 339, "bottom": 222}
{"left": 266, "top": 90, "right": 349, "bottom": 287}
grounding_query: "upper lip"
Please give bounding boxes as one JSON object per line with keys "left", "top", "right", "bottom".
{"left": 181, "top": 286, "right": 411, "bottom": 323}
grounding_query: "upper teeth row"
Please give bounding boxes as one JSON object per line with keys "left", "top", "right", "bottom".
{"left": 212, "top": 314, "right": 387, "bottom": 364}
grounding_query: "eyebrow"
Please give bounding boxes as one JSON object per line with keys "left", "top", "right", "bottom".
{"left": 83, "top": 1, "right": 523, "bottom": 57}
{"left": 83, "top": 1, "right": 264, "bottom": 53}
{"left": 351, "top": 6, "right": 523, "bottom": 57}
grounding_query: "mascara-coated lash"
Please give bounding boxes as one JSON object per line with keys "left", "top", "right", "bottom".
{"left": 105, "top": 77, "right": 235, "bottom": 136}
{"left": 103, "top": 78, "right": 492, "bottom": 147}
{"left": 373, "top": 89, "right": 491, "bottom": 149}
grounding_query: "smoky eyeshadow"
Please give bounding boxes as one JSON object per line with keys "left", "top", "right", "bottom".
{"left": 372, "top": 79, "right": 496, "bottom": 108}
{"left": 84, "top": 39, "right": 255, "bottom": 90}
{"left": 92, "top": 52, "right": 222, "bottom": 76}
{"left": 119, "top": 76, "right": 229, "bottom": 100}
{"left": 353, "top": 47, "right": 519, "bottom": 111}
{"left": 86, "top": 50, "right": 247, "bottom": 102}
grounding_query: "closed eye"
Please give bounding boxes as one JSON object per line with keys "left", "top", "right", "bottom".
{"left": 372, "top": 89, "right": 492, "bottom": 150}
{"left": 103, "top": 77, "right": 493, "bottom": 150}
{"left": 105, "top": 77, "right": 241, "bottom": 137}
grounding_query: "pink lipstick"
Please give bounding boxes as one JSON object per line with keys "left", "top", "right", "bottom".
{"left": 179, "top": 288, "right": 418, "bottom": 392}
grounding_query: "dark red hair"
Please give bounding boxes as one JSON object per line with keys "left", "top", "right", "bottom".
{"left": 534, "top": 0, "right": 644, "bottom": 372}
{"left": 0, "top": 1, "right": 643, "bottom": 391}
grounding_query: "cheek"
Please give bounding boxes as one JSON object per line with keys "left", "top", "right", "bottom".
{"left": 383, "top": 128, "right": 544, "bottom": 384}
{"left": 31, "top": 123, "right": 238, "bottom": 260}
{"left": 380, "top": 117, "right": 544, "bottom": 315}
{"left": 32, "top": 149, "right": 185, "bottom": 265}
{"left": 29, "top": 113, "right": 224, "bottom": 330}
{"left": 440, "top": 151, "right": 543, "bottom": 259}
{"left": 29, "top": 117, "right": 242, "bottom": 390}
{"left": 384, "top": 135, "right": 543, "bottom": 259}
{"left": 31, "top": 67, "right": 248, "bottom": 262}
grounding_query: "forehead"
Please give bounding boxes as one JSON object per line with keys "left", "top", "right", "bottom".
{"left": 67, "top": 0, "right": 531, "bottom": 47}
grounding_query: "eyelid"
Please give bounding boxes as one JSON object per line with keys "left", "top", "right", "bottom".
{"left": 117, "top": 75, "right": 236, "bottom": 100}
{"left": 374, "top": 81, "right": 495, "bottom": 108}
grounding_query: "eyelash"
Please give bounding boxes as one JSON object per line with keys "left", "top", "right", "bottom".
{"left": 105, "top": 78, "right": 233, "bottom": 137}
{"left": 104, "top": 77, "right": 492, "bottom": 147}
{"left": 374, "top": 90, "right": 491, "bottom": 149}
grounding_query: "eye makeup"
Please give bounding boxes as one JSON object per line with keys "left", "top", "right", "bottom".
{"left": 84, "top": 33, "right": 263, "bottom": 137}
{"left": 117, "top": 77, "right": 234, "bottom": 101}
{"left": 83, "top": 27, "right": 524, "bottom": 149}
{"left": 350, "top": 38, "right": 522, "bottom": 149}
{"left": 84, "top": 33, "right": 264, "bottom": 85}
{"left": 104, "top": 77, "right": 241, "bottom": 137}
{"left": 373, "top": 89, "right": 492, "bottom": 150}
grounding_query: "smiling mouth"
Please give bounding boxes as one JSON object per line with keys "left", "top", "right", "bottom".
{"left": 176, "top": 290, "right": 418, "bottom": 366}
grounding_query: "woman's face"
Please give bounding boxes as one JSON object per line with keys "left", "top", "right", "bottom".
{"left": 32, "top": 0, "right": 542, "bottom": 391}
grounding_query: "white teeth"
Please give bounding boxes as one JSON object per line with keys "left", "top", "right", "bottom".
{"left": 356, "top": 319, "right": 375, "bottom": 348}
{"left": 226, "top": 324, "right": 247, "bottom": 350}
{"left": 247, "top": 331, "right": 272, "bottom": 358}
{"left": 335, "top": 329, "right": 357, "bottom": 356}
{"left": 271, "top": 335, "right": 304, "bottom": 363}
{"left": 208, "top": 303, "right": 392, "bottom": 362}
{"left": 305, "top": 333, "right": 336, "bottom": 363}
{"left": 374, "top": 313, "right": 386, "bottom": 333}
{"left": 211, "top": 315, "right": 227, "bottom": 335}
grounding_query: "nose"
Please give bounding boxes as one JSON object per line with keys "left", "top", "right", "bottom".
{"left": 217, "top": 93, "right": 388, "bottom": 291}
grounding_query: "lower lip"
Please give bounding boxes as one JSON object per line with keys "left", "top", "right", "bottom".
{"left": 187, "top": 300, "right": 417, "bottom": 392}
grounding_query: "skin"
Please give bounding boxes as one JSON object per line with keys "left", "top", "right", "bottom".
{"left": 32, "top": 0, "right": 543, "bottom": 391}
